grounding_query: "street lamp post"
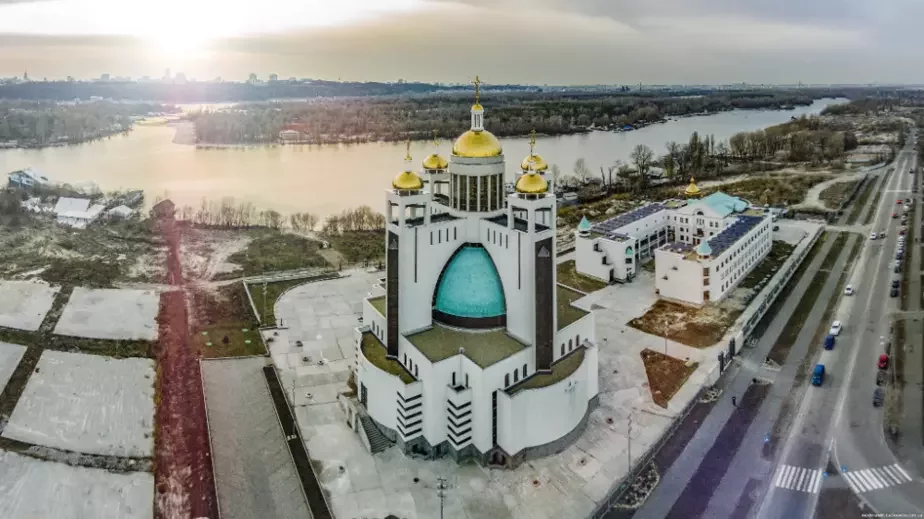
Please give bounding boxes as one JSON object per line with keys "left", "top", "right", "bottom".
{"left": 437, "top": 477, "right": 448, "bottom": 519}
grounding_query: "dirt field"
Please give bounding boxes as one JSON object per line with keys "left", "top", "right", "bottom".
{"left": 153, "top": 218, "right": 218, "bottom": 519}
{"left": 629, "top": 298, "right": 745, "bottom": 349}
{"left": 640, "top": 349, "right": 699, "bottom": 408}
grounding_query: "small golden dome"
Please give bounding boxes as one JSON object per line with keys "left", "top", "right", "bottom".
{"left": 471, "top": 103, "right": 484, "bottom": 111}
{"left": 393, "top": 171, "right": 423, "bottom": 191}
{"left": 684, "top": 177, "right": 701, "bottom": 197}
{"left": 453, "top": 130, "right": 503, "bottom": 158}
{"left": 516, "top": 172, "right": 548, "bottom": 194}
{"left": 422, "top": 153, "right": 449, "bottom": 170}
{"left": 520, "top": 154, "right": 548, "bottom": 172}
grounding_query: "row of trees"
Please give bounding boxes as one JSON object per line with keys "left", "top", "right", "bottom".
{"left": 0, "top": 101, "right": 173, "bottom": 146}
{"left": 321, "top": 205, "right": 386, "bottom": 234}
{"left": 190, "top": 89, "right": 834, "bottom": 145}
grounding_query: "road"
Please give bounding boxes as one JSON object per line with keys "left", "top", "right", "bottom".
{"left": 756, "top": 131, "right": 922, "bottom": 519}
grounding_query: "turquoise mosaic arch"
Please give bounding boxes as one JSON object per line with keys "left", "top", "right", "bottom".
{"left": 433, "top": 245, "right": 506, "bottom": 323}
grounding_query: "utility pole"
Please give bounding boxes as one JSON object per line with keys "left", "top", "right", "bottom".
{"left": 437, "top": 477, "right": 448, "bottom": 519}
{"left": 627, "top": 415, "right": 633, "bottom": 470}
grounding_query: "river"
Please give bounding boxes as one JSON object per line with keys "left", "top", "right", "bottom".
{"left": 0, "top": 98, "right": 845, "bottom": 218}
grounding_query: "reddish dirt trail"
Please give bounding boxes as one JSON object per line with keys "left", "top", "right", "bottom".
{"left": 154, "top": 218, "right": 218, "bottom": 519}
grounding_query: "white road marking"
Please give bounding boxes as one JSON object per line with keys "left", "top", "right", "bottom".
{"left": 772, "top": 464, "right": 822, "bottom": 493}
{"left": 843, "top": 465, "right": 914, "bottom": 493}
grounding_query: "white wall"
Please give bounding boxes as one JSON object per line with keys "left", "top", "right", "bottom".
{"left": 709, "top": 218, "right": 772, "bottom": 300}
{"left": 575, "top": 235, "right": 611, "bottom": 282}
{"left": 396, "top": 218, "right": 464, "bottom": 333}
{"left": 655, "top": 249, "right": 706, "bottom": 305}
{"left": 357, "top": 344, "right": 404, "bottom": 432}
{"left": 554, "top": 313, "right": 595, "bottom": 363}
{"left": 495, "top": 345, "right": 595, "bottom": 456}
{"left": 362, "top": 299, "right": 387, "bottom": 345}
{"left": 465, "top": 350, "right": 535, "bottom": 454}
{"left": 600, "top": 238, "right": 637, "bottom": 281}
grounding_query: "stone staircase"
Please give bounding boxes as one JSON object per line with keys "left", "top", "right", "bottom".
{"left": 359, "top": 415, "right": 393, "bottom": 454}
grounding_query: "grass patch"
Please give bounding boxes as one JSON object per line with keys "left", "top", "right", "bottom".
{"left": 189, "top": 284, "right": 264, "bottom": 358}
{"left": 846, "top": 179, "right": 873, "bottom": 224}
{"left": 884, "top": 320, "right": 905, "bottom": 433}
{"left": 864, "top": 191, "right": 883, "bottom": 225}
{"left": 557, "top": 260, "right": 608, "bottom": 293}
{"left": 739, "top": 241, "right": 796, "bottom": 291}
{"left": 508, "top": 348, "right": 586, "bottom": 394}
{"left": 323, "top": 230, "right": 386, "bottom": 265}
{"left": 640, "top": 349, "right": 699, "bottom": 408}
{"left": 40, "top": 258, "right": 124, "bottom": 288}
{"left": 369, "top": 295, "right": 386, "bottom": 317}
{"left": 227, "top": 231, "right": 328, "bottom": 276}
{"left": 819, "top": 180, "right": 861, "bottom": 210}
{"left": 407, "top": 324, "right": 525, "bottom": 368}
{"left": 558, "top": 285, "right": 590, "bottom": 329}
{"left": 901, "top": 211, "right": 914, "bottom": 310}
{"left": 360, "top": 332, "right": 414, "bottom": 384}
{"left": 820, "top": 233, "right": 847, "bottom": 271}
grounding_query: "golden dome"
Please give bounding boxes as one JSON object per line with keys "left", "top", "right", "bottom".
{"left": 453, "top": 130, "right": 503, "bottom": 158}
{"left": 422, "top": 153, "right": 449, "bottom": 170}
{"left": 520, "top": 154, "right": 548, "bottom": 172}
{"left": 516, "top": 172, "right": 548, "bottom": 194}
{"left": 684, "top": 177, "right": 701, "bottom": 197}
{"left": 393, "top": 171, "right": 423, "bottom": 191}
{"left": 471, "top": 103, "right": 484, "bottom": 111}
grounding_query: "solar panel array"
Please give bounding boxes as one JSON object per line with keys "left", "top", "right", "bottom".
{"left": 592, "top": 203, "right": 665, "bottom": 237}
{"left": 706, "top": 215, "right": 765, "bottom": 257}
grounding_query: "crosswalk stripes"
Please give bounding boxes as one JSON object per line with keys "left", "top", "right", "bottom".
{"left": 843, "top": 464, "right": 913, "bottom": 493}
{"left": 773, "top": 464, "right": 824, "bottom": 494}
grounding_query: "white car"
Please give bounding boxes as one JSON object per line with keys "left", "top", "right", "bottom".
{"left": 870, "top": 232, "right": 878, "bottom": 240}
{"left": 845, "top": 285, "right": 855, "bottom": 296}
{"left": 830, "top": 321, "right": 843, "bottom": 336}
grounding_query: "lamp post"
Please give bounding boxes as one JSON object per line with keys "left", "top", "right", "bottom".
{"left": 437, "top": 477, "right": 448, "bottom": 519}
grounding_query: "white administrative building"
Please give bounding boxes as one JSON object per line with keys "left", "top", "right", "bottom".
{"left": 354, "top": 81, "right": 599, "bottom": 467}
{"left": 575, "top": 178, "right": 773, "bottom": 306}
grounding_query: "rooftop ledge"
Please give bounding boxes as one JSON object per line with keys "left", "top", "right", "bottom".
{"left": 406, "top": 323, "right": 527, "bottom": 369}
{"left": 506, "top": 346, "right": 585, "bottom": 395}
{"left": 369, "top": 295, "right": 386, "bottom": 317}
{"left": 361, "top": 332, "right": 415, "bottom": 384}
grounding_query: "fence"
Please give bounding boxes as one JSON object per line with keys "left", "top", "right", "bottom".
{"left": 589, "top": 384, "right": 708, "bottom": 518}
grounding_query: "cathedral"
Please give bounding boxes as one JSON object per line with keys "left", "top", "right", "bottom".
{"left": 354, "top": 78, "right": 599, "bottom": 467}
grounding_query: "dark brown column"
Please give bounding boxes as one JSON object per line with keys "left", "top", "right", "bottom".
{"left": 534, "top": 237, "right": 554, "bottom": 371}
{"left": 386, "top": 231, "right": 400, "bottom": 358}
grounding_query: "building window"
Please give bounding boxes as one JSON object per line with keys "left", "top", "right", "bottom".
{"left": 514, "top": 369, "right": 519, "bottom": 383}
{"left": 465, "top": 374, "right": 469, "bottom": 387}
{"left": 505, "top": 374, "right": 510, "bottom": 387}
{"left": 561, "top": 344, "right": 565, "bottom": 356}
{"left": 452, "top": 372, "right": 456, "bottom": 386}
{"left": 454, "top": 227, "right": 457, "bottom": 240}
{"left": 430, "top": 232, "right": 433, "bottom": 245}
{"left": 569, "top": 339, "right": 573, "bottom": 351}
{"left": 415, "top": 365, "right": 419, "bottom": 377}
{"left": 523, "top": 364, "right": 527, "bottom": 378}
{"left": 577, "top": 334, "right": 581, "bottom": 346}
{"left": 403, "top": 353, "right": 407, "bottom": 365}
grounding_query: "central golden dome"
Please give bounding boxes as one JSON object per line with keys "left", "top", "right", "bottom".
{"left": 520, "top": 154, "right": 548, "bottom": 172}
{"left": 515, "top": 172, "right": 548, "bottom": 194}
{"left": 453, "top": 130, "right": 503, "bottom": 158}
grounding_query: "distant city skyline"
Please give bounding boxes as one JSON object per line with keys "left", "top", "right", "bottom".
{"left": 0, "top": 0, "right": 921, "bottom": 85}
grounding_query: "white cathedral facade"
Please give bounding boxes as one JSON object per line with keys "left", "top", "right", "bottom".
{"left": 353, "top": 82, "right": 599, "bottom": 467}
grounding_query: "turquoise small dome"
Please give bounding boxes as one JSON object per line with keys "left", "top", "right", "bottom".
{"left": 697, "top": 241, "right": 713, "bottom": 256}
{"left": 578, "top": 216, "right": 592, "bottom": 232}
{"left": 435, "top": 247, "right": 506, "bottom": 319}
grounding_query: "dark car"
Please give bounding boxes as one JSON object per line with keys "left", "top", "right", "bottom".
{"left": 891, "top": 287, "right": 900, "bottom": 297}
{"left": 893, "top": 279, "right": 901, "bottom": 289}
{"left": 895, "top": 264, "right": 902, "bottom": 274}
{"left": 877, "top": 370, "right": 887, "bottom": 386}
{"left": 772, "top": 225, "right": 779, "bottom": 231}
{"left": 897, "top": 252, "right": 904, "bottom": 260}
{"left": 874, "top": 388, "right": 885, "bottom": 407}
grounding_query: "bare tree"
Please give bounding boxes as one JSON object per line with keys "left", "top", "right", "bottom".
{"left": 630, "top": 144, "right": 655, "bottom": 190}
{"left": 573, "top": 158, "right": 591, "bottom": 183}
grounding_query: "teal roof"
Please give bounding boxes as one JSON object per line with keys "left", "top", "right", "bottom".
{"left": 699, "top": 192, "right": 748, "bottom": 217}
{"left": 435, "top": 246, "right": 506, "bottom": 319}
{"left": 578, "top": 216, "right": 592, "bottom": 231}
{"left": 696, "top": 241, "right": 713, "bottom": 256}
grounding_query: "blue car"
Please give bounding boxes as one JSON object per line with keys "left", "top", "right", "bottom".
{"left": 824, "top": 334, "right": 835, "bottom": 350}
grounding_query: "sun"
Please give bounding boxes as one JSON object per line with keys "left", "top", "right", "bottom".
{"left": 145, "top": 33, "right": 214, "bottom": 61}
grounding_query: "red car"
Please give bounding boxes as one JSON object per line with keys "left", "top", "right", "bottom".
{"left": 879, "top": 354, "right": 890, "bottom": 370}
{"left": 898, "top": 199, "right": 904, "bottom": 204}
{"left": 900, "top": 228, "right": 906, "bottom": 235}
{"left": 893, "top": 212, "right": 898, "bottom": 218}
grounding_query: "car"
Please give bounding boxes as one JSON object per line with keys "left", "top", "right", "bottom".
{"left": 892, "top": 279, "right": 900, "bottom": 289}
{"left": 772, "top": 225, "right": 779, "bottom": 231}
{"left": 897, "top": 252, "right": 904, "bottom": 260}
{"left": 898, "top": 199, "right": 904, "bottom": 204}
{"left": 829, "top": 321, "right": 842, "bottom": 335}
{"left": 812, "top": 364, "right": 825, "bottom": 386}
{"left": 824, "top": 334, "right": 836, "bottom": 350}
{"left": 876, "top": 370, "right": 887, "bottom": 386}
{"left": 895, "top": 264, "right": 903, "bottom": 273}
{"left": 893, "top": 212, "right": 899, "bottom": 218}
{"left": 874, "top": 388, "right": 885, "bottom": 407}
{"left": 844, "top": 285, "right": 854, "bottom": 296}
{"left": 879, "top": 354, "right": 890, "bottom": 369}
{"left": 900, "top": 228, "right": 907, "bottom": 235}
{"left": 891, "top": 287, "right": 899, "bottom": 297}
{"left": 870, "top": 232, "right": 878, "bottom": 240}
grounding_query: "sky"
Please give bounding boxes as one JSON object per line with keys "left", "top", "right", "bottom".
{"left": 0, "top": 0, "right": 920, "bottom": 84}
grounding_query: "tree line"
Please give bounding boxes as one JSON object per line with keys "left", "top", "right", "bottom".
{"left": 0, "top": 100, "right": 173, "bottom": 147}
{"left": 189, "top": 89, "right": 843, "bottom": 145}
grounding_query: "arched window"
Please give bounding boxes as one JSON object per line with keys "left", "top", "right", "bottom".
{"left": 569, "top": 338, "right": 573, "bottom": 351}
{"left": 514, "top": 368, "right": 519, "bottom": 383}
{"left": 523, "top": 364, "right": 527, "bottom": 378}
{"left": 561, "top": 344, "right": 565, "bottom": 356}
{"left": 504, "top": 374, "right": 510, "bottom": 387}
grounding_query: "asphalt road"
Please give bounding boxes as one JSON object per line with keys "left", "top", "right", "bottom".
{"left": 756, "top": 132, "right": 923, "bottom": 519}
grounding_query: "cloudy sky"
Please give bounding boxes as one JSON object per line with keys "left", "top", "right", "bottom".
{"left": 0, "top": 0, "right": 919, "bottom": 84}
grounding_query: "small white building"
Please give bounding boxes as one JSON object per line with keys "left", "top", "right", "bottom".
{"left": 354, "top": 89, "right": 598, "bottom": 468}
{"left": 576, "top": 179, "right": 773, "bottom": 306}
{"left": 8, "top": 167, "right": 54, "bottom": 189}
{"left": 53, "top": 197, "right": 105, "bottom": 229}
{"left": 106, "top": 205, "right": 134, "bottom": 219}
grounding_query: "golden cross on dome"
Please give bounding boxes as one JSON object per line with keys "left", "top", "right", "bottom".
{"left": 473, "top": 75, "right": 481, "bottom": 104}
{"left": 405, "top": 139, "right": 412, "bottom": 161}
{"left": 529, "top": 129, "right": 537, "bottom": 155}
{"left": 432, "top": 129, "right": 440, "bottom": 147}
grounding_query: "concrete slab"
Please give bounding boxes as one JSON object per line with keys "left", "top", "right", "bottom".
{"left": 201, "top": 357, "right": 311, "bottom": 519}
{"left": 0, "top": 341, "right": 26, "bottom": 394}
{"left": 2, "top": 351, "right": 154, "bottom": 457}
{"left": 0, "top": 450, "right": 153, "bottom": 519}
{"left": 0, "top": 280, "right": 59, "bottom": 331}
{"left": 54, "top": 287, "right": 159, "bottom": 341}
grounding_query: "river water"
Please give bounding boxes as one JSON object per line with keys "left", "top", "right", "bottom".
{"left": 0, "top": 98, "right": 845, "bottom": 218}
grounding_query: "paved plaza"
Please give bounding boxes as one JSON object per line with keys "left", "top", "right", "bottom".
{"left": 0, "top": 341, "right": 26, "bottom": 394}
{"left": 54, "top": 287, "right": 159, "bottom": 341}
{"left": 0, "top": 450, "right": 153, "bottom": 519}
{"left": 201, "top": 357, "right": 311, "bottom": 519}
{"left": 2, "top": 350, "right": 155, "bottom": 457}
{"left": 0, "top": 280, "right": 59, "bottom": 331}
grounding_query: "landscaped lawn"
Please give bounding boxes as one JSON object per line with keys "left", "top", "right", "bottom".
{"left": 556, "top": 260, "right": 608, "bottom": 293}
{"left": 640, "top": 348, "right": 699, "bottom": 408}
{"left": 739, "top": 241, "right": 795, "bottom": 291}
{"left": 227, "top": 231, "right": 329, "bottom": 276}
{"left": 558, "top": 285, "right": 590, "bottom": 329}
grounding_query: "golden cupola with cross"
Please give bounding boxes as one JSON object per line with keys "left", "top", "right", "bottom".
{"left": 453, "top": 75, "right": 503, "bottom": 158}
{"left": 520, "top": 130, "right": 548, "bottom": 173}
{"left": 392, "top": 140, "right": 423, "bottom": 192}
{"left": 422, "top": 130, "right": 449, "bottom": 172}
